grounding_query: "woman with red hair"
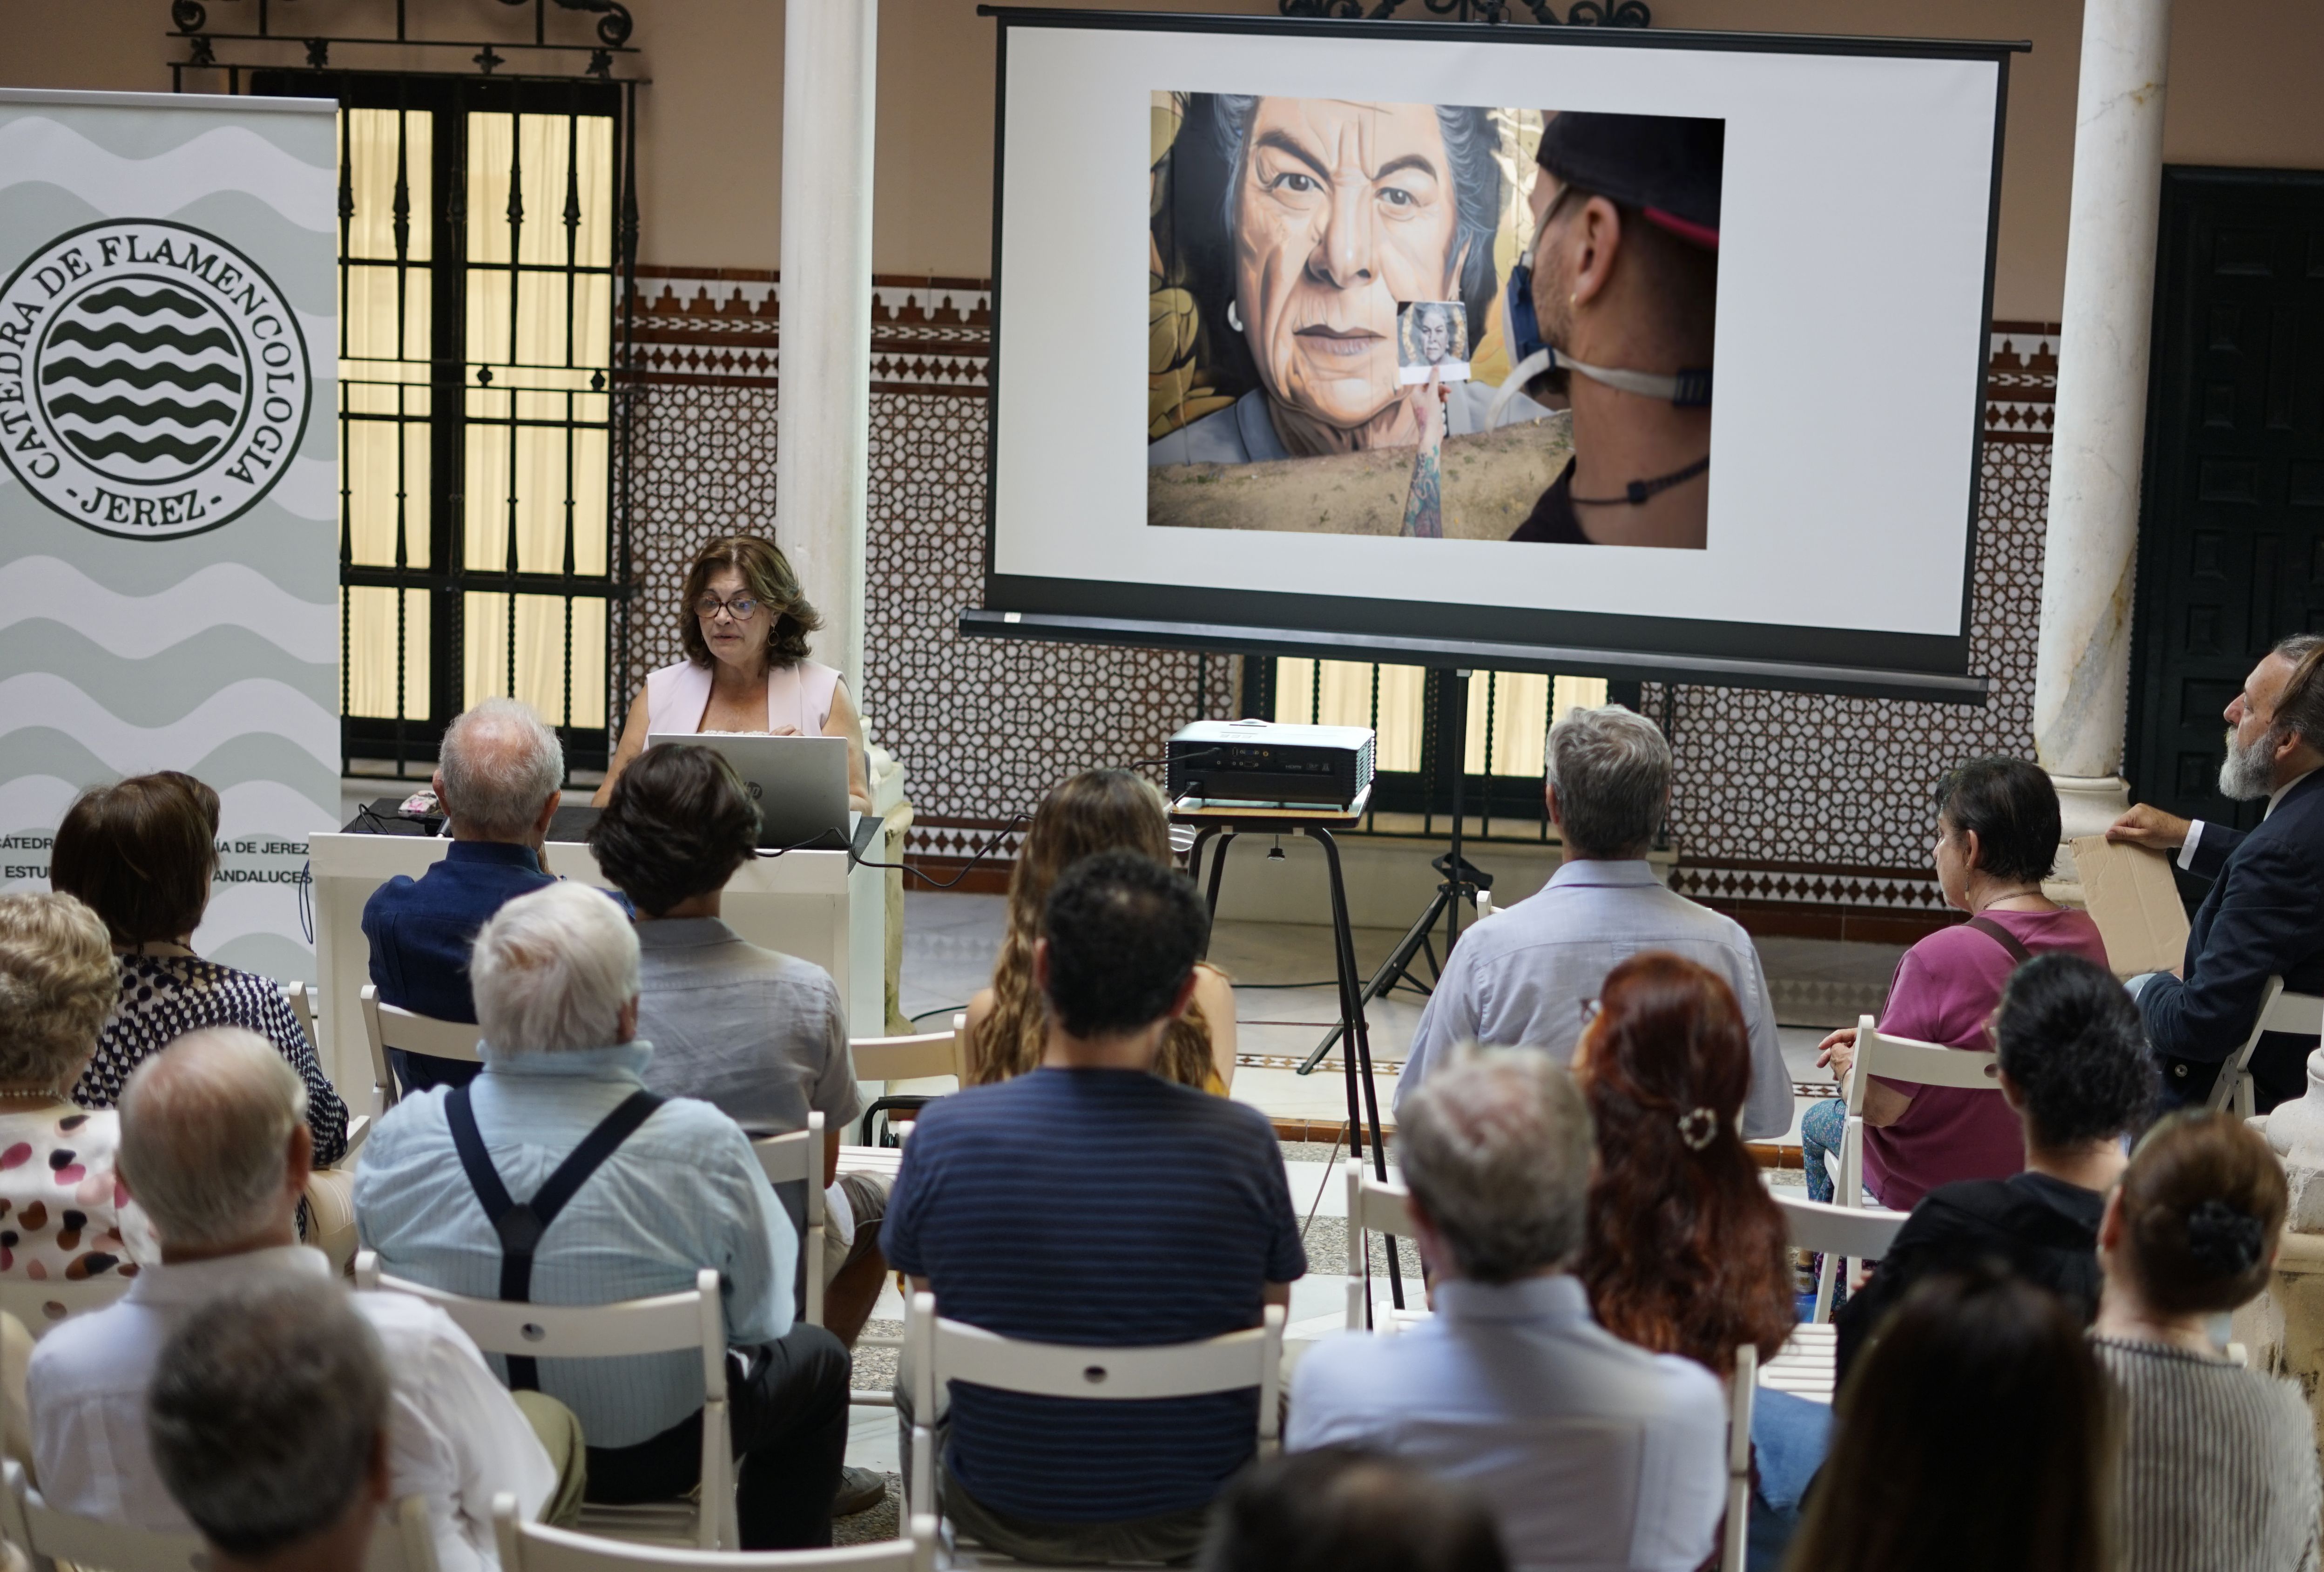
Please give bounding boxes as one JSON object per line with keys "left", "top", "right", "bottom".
{"left": 1574, "top": 951, "right": 1792, "bottom": 1376}
{"left": 1574, "top": 951, "right": 1817, "bottom": 1560}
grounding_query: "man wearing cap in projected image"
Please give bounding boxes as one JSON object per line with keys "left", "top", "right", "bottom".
{"left": 1493, "top": 112, "right": 1723, "bottom": 549}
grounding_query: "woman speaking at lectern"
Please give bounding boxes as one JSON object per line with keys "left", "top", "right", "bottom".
{"left": 595, "top": 535, "right": 873, "bottom": 813}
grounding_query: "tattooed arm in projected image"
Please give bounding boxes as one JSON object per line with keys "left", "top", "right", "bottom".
{"left": 1401, "top": 369, "right": 1449, "bottom": 540}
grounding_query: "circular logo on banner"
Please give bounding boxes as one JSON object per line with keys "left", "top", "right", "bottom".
{"left": 0, "top": 219, "right": 311, "bottom": 539}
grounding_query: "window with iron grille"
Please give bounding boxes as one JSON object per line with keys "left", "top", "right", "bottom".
{"left": 249, "top": 69, "right": 635, "bottom": 779}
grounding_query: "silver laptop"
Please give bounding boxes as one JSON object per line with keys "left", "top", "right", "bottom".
{"left": 645, "top": 732, "right": 853, "bottom": 851}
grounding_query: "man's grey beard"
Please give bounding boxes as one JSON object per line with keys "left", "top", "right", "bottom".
{"left": 2219, "top": 727, "right": 2277, "bottom": 800}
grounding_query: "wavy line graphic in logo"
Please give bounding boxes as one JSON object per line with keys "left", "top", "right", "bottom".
{"left": 0, "top": 219, "right": 310, "bottom": 540}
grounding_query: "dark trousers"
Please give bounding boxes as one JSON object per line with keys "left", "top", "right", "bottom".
{"left": 585, "top": 1322, "right": 851, "bottom": 1550}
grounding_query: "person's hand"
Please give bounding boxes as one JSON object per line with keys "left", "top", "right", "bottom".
{"left": 1817, "top": 1027, "right": 1857, "bottom": 1084}
{"left": 1405, "top": 366, "right": 1449, "bottom": 454}
{"left": 2106, "top": 803, "right": 2193, "bottom": 852}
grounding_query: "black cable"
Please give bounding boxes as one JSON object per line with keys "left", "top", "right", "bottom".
{"left": 851, "top": 812, "right": 1031, "bottom": 888}
{"left": 1127, "top": 746, "right": 1221, "bottom": 770}
{"left": 909, "top": 1003, "right": 967, "bottom": 1023}
{"left": 753, "top": 829, "right": 860, "bottom": 859}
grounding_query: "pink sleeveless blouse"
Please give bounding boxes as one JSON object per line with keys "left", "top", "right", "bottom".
{"left": 643, "top": 658, "right": 841, "bottom": 737}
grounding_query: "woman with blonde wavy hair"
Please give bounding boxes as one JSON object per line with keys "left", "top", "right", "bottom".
{"left": 965, "top": 770, "right": 1236, "bottom": 1091}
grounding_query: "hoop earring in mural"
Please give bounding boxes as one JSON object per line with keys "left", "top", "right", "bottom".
{"left": 1226, "top": 300, "right": 1243, "bottom": 333}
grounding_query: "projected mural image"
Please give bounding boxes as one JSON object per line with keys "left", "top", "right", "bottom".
{"left": 1148, "top": 94, "right": 1721, "bottom": 549}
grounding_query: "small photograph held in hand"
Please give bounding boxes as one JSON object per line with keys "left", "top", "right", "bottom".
{"left": 1397, "top": 300, "right": 1471, "bottom": 385}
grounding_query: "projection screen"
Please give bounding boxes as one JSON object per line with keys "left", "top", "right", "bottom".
{"left": 963, "top": 11, "right": 2020, "bottom": 701}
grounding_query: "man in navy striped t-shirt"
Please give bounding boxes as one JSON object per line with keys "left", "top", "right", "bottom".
{"left": 883, "top": 850, "right": 1304, "bottom": 1564}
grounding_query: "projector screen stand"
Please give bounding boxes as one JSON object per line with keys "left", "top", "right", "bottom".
{"left": 1175, "top": 792, "right": 1404, "bottom": 1312}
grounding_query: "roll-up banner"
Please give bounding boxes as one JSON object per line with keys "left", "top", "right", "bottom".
{"left": 0, "top": 88, "right": 338, "bottom": 985}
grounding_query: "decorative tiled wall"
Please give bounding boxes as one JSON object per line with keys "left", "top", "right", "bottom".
{"left": 626, "top": 269, "right": 2060, "bottom": 915}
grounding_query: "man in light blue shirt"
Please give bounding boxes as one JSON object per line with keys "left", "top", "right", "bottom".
{"left": 355, "top": 882, "right": 849, "bottom": 1550}
{"left": 1291, "top": 1047, "right": 1726, "bottom": 1572}
{"left": 1396, "top": 705, "right": 1792, "bottom": 1140}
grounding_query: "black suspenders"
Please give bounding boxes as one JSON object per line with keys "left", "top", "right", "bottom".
{"left": 443, "top": 1083, "right": 665, "bottom": 1390}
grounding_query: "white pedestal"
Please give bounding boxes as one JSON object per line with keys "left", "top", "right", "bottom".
{"left": 309, "top": 832, "right": 886, "bottom": 1115}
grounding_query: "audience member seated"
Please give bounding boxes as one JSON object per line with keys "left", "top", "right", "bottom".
{"left": 884, "top": 851, "right": 1303, "bottom": 1565}
{"left": 1802, "top": 757, "right": 2105, "bottom": 1209}
{"left": 2109, "top": 634, "right": 2324, "bottom": 1110}
{"left": 587, "top": 741, "right": 887, "bottom": 1512}
{"left": 0, "top": 892, "right": 153, "bottom": 1277}
{"left": 1200, "top": 1448, "right": 1509, "bottom": 1572}
{"left": 1290, "top": 1044, "right": 1725, "bottom": 1572}
{"left": 1837, "top": 954, "right": 2157, "bottom": 1382}
{"left": 2093, "top": 1110, "right": 2321, "bottom": 1572}
{"left": 1790, "top": 1267, "right": 2111, "bottom": 1572}
{"left": 362, "top": 698, "right": 564, "bottom": 1094}
{"left": 29, "top": 1027, "right": 574, "bottom": 1572}
{"left": 1395, "top": 707, "right": 1789, "bottom": 1139}
{"left": 354, "top": 882, "right": 849, "bottom": 1549}
{"left": 966, "top": 768, "right": 1236, "bottom": 1092}
{"left": 147, "top": 1279, "right": 395, "bottom": 1572}
{"left": 1567, "top": 953, "right": 1808, "bottom": 1554}
{"left": 48, "top": 772, "right": 347, "bottom": 1164}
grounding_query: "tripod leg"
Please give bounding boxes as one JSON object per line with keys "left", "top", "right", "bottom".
{"left": 1297, "top": 887, "right": 1448, "bottom": 1076}
{"left": 1314, "top": 828, "right": 1403, "bottom": 1310}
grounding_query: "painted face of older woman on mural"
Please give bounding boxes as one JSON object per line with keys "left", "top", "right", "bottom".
{"left": 1229, "top": 99, "right": 1473, "bottom": 458}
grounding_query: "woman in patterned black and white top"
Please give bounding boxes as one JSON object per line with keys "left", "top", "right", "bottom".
{"left": 2093, "top": 1109, "right": 2321, "bottom": 1572}
{"left": 48, "top": 773, "right": 347, "bottom": 1167}
{"left": 0, "top": 891, "right": 155, "bottom": 1283}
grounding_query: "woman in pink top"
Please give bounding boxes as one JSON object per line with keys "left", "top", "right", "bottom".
{"left": 1802, "top": 757, "right": 2109, "bottom": 1211}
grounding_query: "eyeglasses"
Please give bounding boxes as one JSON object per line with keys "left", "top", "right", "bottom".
{"left": 695, "top": 595, "right": 761, "bottom": 622}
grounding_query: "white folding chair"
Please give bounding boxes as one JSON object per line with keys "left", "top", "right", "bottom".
{"left": 0, "top": 1274, "right": 133, "bottom": 1338}
{"left": 361, "top": 984, "right": 485, "bottom": 1109}
{"left": 903, "top": 1291, "right": 1286, "bottom": 1542}
{"left": 850, "top": 1016, "right": 968, "bottom": 1145}
{"left": 2210, "top": 976, "right": 2324, "bottom": 1119}
{"left": 493, "top": 1491, "right": 934, "bottom": 1572}
{"left": 1821, "top": 1015, "right": 2000, "bottom": 1312}
{"left": 1344, "top": 1164, "right": 1429, "bottom": 1334}
{"left": 357, "top": 1253, "right": 737, "bottom": 1550}
{"left": 0, "top": 1459, "right": 439, "bottom": 1572}
{"left": 753, "top": 1111, "right": 826, "bottom": 1328}
{"left": 1769, "top": 1192, "right": 1911, "bottom": 1401}
{"left": 1720, "top": 1343, "right": 1757, "bottom": 1572}
{"left": 286, "top": 981, "right": 369, "bottom": 1161}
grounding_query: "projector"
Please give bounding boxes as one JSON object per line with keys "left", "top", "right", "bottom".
{"left": 1166, "top": 719, "right": 1376, "bottom": 809}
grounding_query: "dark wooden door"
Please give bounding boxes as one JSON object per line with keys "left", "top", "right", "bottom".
{"left": 2128, "top": 166, "right": 2324, "bottom": 837}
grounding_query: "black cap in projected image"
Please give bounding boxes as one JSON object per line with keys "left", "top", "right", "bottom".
{"left": 1534, "top": 113, "right": 1723, "bottom": 249}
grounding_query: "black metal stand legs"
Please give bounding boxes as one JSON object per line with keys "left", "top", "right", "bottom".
{"left": 1186, "top": 820, "right": 1403, "bottom": 1311}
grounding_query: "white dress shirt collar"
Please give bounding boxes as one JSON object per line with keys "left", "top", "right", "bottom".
{"left": 1544, "top": 857, "right": 1659, "bottom": 890}
{"left": 126, "top": 1242, "right": 327, "bottom": 1307}
{"left": 1430, "top": 1273, "right": 1591, "bottom": 1323}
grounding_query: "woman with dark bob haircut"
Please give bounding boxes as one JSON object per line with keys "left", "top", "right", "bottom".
{"left": 1801, "top": 757, "right": 2108, "bottom": 1211}
{"left": 48, "top": 772, "right": 347, "bottom": 1163}
{"left": 2092, "top": 1110, "right": 2319, "bottom": 1571}
{"left": 1788, "top": 1266, "right": 2115, "bottom": 1572}
{"left": 595, "top": 535, "right": 871, "bottom": 812}
{"left": 1838, "top": 953, "right": 2157, "bottom": 1380}
{"left": 588, "top": 742, "right": 895, "bottom": 1348}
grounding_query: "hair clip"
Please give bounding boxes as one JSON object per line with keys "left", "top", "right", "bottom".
{"left": 1676, "top": 1106, "right": 1718, "bottom": 1151}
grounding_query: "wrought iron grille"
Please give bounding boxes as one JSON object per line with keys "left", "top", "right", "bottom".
{"left": 241, "top": 68, "right": 636, "bottom": 779}
{"left": 1251, "top": 658, "right": 1628, "bottom": 835}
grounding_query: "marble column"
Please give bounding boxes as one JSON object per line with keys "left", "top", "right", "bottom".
{"left": 2032, "top": 0, "right": 2174, "bottom": 866}
{"left": 776, "top": 0, "right": 878, "bottom": 690}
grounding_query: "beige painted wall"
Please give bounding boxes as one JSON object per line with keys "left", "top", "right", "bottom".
{"left": 13, "top": 0, "right": 2324, "bottom": 318}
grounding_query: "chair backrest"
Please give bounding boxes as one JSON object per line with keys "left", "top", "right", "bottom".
{"left": 1773, "top": 1191, "right": 1908, "bottom": 1264}
{"left": 905, "top": 1291, "right": 1285, "bottom": 1518}
{"left": 0, "top": 1274, "right": 133, "bottom": 1337}
{"left": 2211, "top": 978, "right": 2324, "bottom": 1115}
{"left": 1719, "top": 1344, "right": 1757, "bottom": 1572}
{"left": 493, "top": 1492, "right": 935, "bottom": 1572}
{"left": 284, "top": 980, "right": 324, "bottom": 1058}
{"left": 0, "top": 1461, "right": 439, "bottom": 1572}
{"left": 1344, "top": 1165, "right": 1415, "bottom": 1331}
{"left": 361, "top": 986, "right": 485, "bottom": 1105}
{"left": 752, "top": 1112, "right": 826, "bottom": 1328}
{"left": 850, "top": 1017, "right": 967, "bottom": 1085}
{"left": 357, "top": 1255, "right": 735, "bottom": 1547}
{"left": 1848, "top": 1015, "right": 2001, "bottom": 1105}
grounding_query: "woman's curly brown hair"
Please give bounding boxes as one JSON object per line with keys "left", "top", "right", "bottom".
{"left": 1575, "top": 952, "right": 1795, "bottom": 1376}
{"left": 971, "top": 769, "right": 1217, "bottom": 1089}
{"left": 678, "top": 535, "right": 823, "bottom": 670}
